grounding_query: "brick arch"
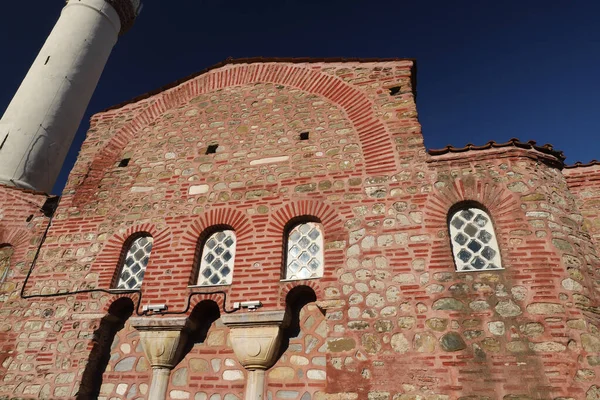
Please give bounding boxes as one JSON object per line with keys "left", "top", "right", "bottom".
{"left": 181, "top": 208, "right": 253, "bottom": 246}
{"left": 425, "top": 176, "right": 519, "bottom": 228}
{"left": 99, "top": 292, "right": 141, "bottom": 314}
{"left": 0, "top": 227, "right": 34, "bottom": 271}
{"left": 188, "top": 293, "right": 227, "bottom": 312}
{"left": 181, "top": 208, "right": 253, "bottom": 286}
{"left": 269, "top": 200, "right": 345, "bottom": 239}
{"left": 95, "top": 223, "right": 171, "bottom": 288}
{"left": 279, "top": 280, "right": 323, "bottom": 307}
{"left": 0, "top": 227, "right": 30, "bottom": 250}
{"left": 425, "top": 175, "right": 520, "bottom": 271}
{"left": 268, "top": 200, "right": 346, "bottom": 282}
{"left": 74, "top": 63, "right": 397, "bottom": 205}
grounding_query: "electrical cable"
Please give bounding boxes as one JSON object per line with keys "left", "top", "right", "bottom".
{"left": 20, "top": 210, "right": 239, "bottom": 316}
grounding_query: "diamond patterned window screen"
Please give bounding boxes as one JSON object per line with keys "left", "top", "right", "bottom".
{"left": 285, "top": 222, "right": 324, "bottom": 280}
{"left": 197, "top": 230, "right": 236, "bottom": 286}
{"left": 0, "top": 246, "right": 14, "bottom": 284}
{"left": 116, "top": 236, "right": 153, "bottom": 289}
{"left": 449, "top": 208, "right": 503, "bottom": 272}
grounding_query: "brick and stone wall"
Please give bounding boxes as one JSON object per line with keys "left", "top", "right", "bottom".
{"left": 0, "top": 185, "right": 53, "bottom": 396}
{"left": 565, "top": 163, "right": 600, "bottom": 249}
{"left": 0, "top": 60, "right": 598, "bottom": 399}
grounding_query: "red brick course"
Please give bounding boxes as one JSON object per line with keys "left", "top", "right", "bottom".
{"left": 0, "top": 60, "right": 598, "bottom": 399}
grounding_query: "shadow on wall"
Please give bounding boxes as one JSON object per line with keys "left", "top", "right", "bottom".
{"left": 76, "top": 297, "right": 134, "bottom": 399}
{"left": 180, "top": 300, "right": 221, "bottom": 359}
{"left": 279, "top": 285, "right": 319, "bottom": 357}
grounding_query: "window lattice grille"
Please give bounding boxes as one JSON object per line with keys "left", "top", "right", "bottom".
{"left": 0, "top": 246, "right": 14, "bottom": 284}
{"left": 449, "top": 208, "right": 502, "bottom": 272}
{"left": 116, "top": 236, "right": 153, "bottom": 289}
{"left": 285, "top": 222, "right": 324, "bottom": 280}
{"left": 197, "top": 230, "right": 236, "bottom": 286}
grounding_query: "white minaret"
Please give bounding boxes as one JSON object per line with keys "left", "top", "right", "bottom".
{"left": 0, "top": 0, "right": 142, "bottom": 193}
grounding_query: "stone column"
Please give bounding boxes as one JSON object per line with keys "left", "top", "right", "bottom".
{"left": 130, "top": 317, "right": 194, "bottom": 400}
{"left": 221, "top": 310, "right": 290, "bottom": 400}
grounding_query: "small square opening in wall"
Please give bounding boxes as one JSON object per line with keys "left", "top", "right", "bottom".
{"left": 389, "top": 86, "right": 401, "bottom": 96}
{"left": 118, "top": 158, "right": 130, "bottom": 168}
{"left": 206, "top": 144, "right": 219, "bottom": 155}
{"left": 299, "top": 132, "right": 309, "bottom": 141}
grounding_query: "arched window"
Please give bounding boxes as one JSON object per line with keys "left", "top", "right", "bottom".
{"left": 115, "top": 235, "right": 153, "bottom": 289}
{"left": 284, "top": 222, "right": 324, "bottom": 280}
{"left": 0, "top": 245, "right": 14, "bottom": 284}
{"left": 449, "top": 207, "right": 502, "bottom": 272}
{"left": 195, "top": 230, "right": 236, "bottom": 286}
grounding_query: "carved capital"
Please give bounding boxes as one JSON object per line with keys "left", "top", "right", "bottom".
{"left": 221, "top": 310, "right": 289, "bottom": 370}
{"left": 130, "top": 317, "right": 194, "bottom": 369}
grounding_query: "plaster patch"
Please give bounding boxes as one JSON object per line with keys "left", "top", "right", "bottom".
{"left": 189, "top": 184, "right": 209, "bottom": 195}
{"left": 249, "top": 156, "right": 289, "bottom": 166}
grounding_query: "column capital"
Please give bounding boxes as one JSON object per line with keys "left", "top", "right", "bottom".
{"left": 221, "top": 310, "right": 290, "bottom": 371}
{"left": 221, "top": 310, "right": 289, "bottom": 328}
{"left": 130, "top": 317, "right": 194, "bottom": 369}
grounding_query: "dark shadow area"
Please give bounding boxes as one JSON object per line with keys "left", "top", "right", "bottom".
{"left": 180, "top": 300, "right": 221, "bottom": 361}
{"left": 279, "top": 285, "right": 318, "bottom": 357}
{"left": 205, "top": 144, "right": 219, "bottom": 154}
{"left": 76, "top": 297, "right": 134, "bottom": 400}
{"left": 388, "top": 86, "right": 401, "bottom": 96}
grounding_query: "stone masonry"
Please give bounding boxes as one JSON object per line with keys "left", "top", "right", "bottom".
{"left": 0, "top": 59, "right": 599, "bottom": 399}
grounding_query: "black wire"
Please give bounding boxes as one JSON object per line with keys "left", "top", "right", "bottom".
{"left": 20, "top": 213, "right": 55, "bottom": 300}
{"left": 20, "top": 214, "right": 239, "bottom": 316}
{"left": 162, "top": 290, "right": 238, "bottom": 315}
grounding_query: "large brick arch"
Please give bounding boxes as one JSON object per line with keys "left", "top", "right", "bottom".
{"left": 75, "top": 63, "right": 398, "bottom": 205}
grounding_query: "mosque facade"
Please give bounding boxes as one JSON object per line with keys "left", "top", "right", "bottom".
{"left": 0, "top": 1, "right": 599, "bottom": 399}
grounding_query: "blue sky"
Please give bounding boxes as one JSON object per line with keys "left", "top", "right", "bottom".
{"left": 0, "top": 1, "right": 598, "bottom": 194}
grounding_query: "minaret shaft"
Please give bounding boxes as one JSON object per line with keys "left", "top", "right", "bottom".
{"left": 0, "top": 0, "right": 135, "bottom": 193}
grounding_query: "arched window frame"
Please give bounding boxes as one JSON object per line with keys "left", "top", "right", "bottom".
{"left": 0, "top": 244, "right": 14, "bottom": 285}
{"left": 112, "top": 233, "right": 153, "bottom": 290}
{"left": 448, "top": 203, "right": 503, "bottom": 272}
{"left": 282, "top": 217, "right": 324, "bottom": 281}
{"left": 191, "top": 225, "right": 237, "bottom": 287}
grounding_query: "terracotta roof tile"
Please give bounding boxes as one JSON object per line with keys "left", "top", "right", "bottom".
{"left": 564, "top": 160, "right": 600, "bottom": 169}
{"left": 428, "top": 138, "right": 566, "bottom": 162}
